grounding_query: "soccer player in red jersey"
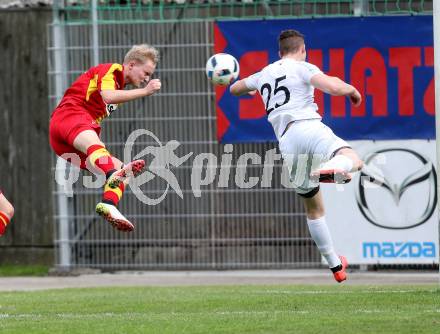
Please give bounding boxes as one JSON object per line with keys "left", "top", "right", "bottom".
{"left": 0, "top": 190, "right": 14, "bottom": 236}
{"left": 49, "top": 44, "right": 161, "bottom": 232}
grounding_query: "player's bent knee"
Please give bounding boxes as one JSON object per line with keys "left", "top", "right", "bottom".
{"left": 297, "top": 186, "right": 320, "bottom": 199}
{"left": 337, "top": 147, "right": 363, "bottom": 171}
{"left": 350, "top": 156, "right": 363, "bottom": 171}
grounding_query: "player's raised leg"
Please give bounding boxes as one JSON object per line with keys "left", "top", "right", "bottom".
{"left": 0, "top": 192, "right": 14, "bottom": 237}
{"left": 311, "top": 147, "right": 363, "bottom": 184}
{"left": 73, "top": 130, "right": 144, "bottom": 231}
{"left": 95, "top": 156, "right": 141, "bottom": 232}
{"left": 302, "top": 189, "right": 348, "bottom": 282}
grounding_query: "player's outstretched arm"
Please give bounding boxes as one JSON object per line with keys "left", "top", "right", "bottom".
{"left": 101, "top": 79, "right": 161, "bottom": 104}
{"left": 311, "top": 73, "right": 362, "bottom": 107}
{"left": 230, "top": 79, "right": 256, "bottom": 96}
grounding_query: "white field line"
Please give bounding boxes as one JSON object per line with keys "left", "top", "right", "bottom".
{"left": 1, "top": 308, "right": 440, "bottom": 320}
{"left": 251, "top": 289, "right": 439, "bottom": 295}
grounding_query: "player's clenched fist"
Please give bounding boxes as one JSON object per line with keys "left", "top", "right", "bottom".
{"left": 145, "top": 79, "right": 161, "bottom": 96}
{"left": 349, "top": 89, "right": 362, "bottom": 107}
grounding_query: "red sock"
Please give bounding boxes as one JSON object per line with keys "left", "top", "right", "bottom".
{"left": 103, "top": 182, "right": 125, "bottom": 206}
{"left": 86, "top": 145, "right": 116, "bottom": 175}
{"left": 0, "top": 211, "right": 10, "bottom": 236}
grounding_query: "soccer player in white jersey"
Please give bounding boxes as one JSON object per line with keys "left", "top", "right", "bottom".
{"left": 230, "top": 29, "right": 363, "bottom": 282}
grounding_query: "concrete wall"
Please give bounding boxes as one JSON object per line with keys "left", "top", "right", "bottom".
{"left": 0, "top": 8, "right": 54, "bottom": 265}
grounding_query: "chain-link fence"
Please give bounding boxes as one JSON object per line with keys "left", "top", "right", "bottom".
{"left": 61, "top": 0, "right": 432, "bottom": 22}
{"left": 49, "top": 0, "right": 433, "bottom": 269}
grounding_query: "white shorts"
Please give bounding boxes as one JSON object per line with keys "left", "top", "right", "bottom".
{"left": 278, "top": 119, "right": 349, "bottom": 195}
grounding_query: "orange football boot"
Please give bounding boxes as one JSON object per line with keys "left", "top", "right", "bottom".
{"left": 332, "top": 255, "right": 348, "bottom": 283}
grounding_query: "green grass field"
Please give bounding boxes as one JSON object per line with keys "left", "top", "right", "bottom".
{"left": 0, "top": 285, "right": 438, "bottom": 333}
{"left": 0, "top": 265, "right": 49, "bottom": 277}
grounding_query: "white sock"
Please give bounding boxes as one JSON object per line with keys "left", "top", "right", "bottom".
{"left": 321, "top": 155, "right": 353, "bottom": 173}
{"left": 307, "top": 216, "right": 341, "bottom": 268}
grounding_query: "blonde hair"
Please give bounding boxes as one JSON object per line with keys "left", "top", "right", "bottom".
{"left": 124, "top": 44, "right": 159, "bottom": 65}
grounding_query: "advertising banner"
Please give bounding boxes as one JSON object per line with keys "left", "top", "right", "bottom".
{"left": 322, "top": 140, "right": 438, "bottom": 264}
{"left": 214, "top": 16, "right": 434, "bottom": 143}
{"left": 215, "top": 17, "right": 437, "bottom": 264}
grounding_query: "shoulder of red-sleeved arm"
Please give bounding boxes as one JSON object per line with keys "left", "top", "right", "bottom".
{"left": 99, "top": 63, "right": 123, "bottom": 90}
{"left": 99, "top": 63, "right": 123, "bottom": 74}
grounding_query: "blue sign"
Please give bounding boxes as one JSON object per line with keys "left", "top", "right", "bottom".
{"left": 214, "top": 16, "right": 434, "bottom": 143}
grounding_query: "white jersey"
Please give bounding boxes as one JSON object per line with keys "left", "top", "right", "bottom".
{"left": 244, "top": 58, "right": 323, "bottom": 140}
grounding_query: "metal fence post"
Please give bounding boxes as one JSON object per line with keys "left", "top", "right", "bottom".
{"left": 52, "top": 0, "right": 72, "bottom": 270}
{"left": 433, "top": 0, "right": 440, "bottom": 284}
{"left": 353, "top": 0, "right": 369, "bottom": 16}
{"left": 91, "top": 0, "right": 100, "bottom": 65}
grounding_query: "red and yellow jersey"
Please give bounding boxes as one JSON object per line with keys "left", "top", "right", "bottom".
{"left": 56, "top": 63, "right": 125, "bottom": 123}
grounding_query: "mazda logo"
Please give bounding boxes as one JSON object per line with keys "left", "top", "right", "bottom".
{"left": 356, "top": 148, "right": 437, "bottom": 230}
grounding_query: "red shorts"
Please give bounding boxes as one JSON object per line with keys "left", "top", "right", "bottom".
{"left": 49, "top": 105, "right": 101, "bottom": 169}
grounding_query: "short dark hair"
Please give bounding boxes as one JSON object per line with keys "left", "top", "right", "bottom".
{"left": 278, "top": 29, "right": 305, "bottom": 56}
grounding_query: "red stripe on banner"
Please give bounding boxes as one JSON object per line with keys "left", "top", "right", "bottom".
{"left": 216, "top": 85, "right": 229, "bottom": 141}
{"left": 214, "top": 23, "right": 227, "bottom": 53}
{"left": 423, "top": 47, "right": 434, "bottom": 115}
{"left": 238, "top": 51, "right": 268, "bottom": 119}
{"left": 308, "top": 49, "right": 324, "bottom": 116}
{"left": 328, "top": 49, "right": 346, "bottom": 117}
{"left": 389, "top": 47, "right": 421, "bottom": 116}
{"left": 350, "top": 47, "right": 388, "bottom": 117}
{"left": 214, "top": 23, "right": 230, "bottom": 141}
{"left": 308, "top": 48, "right": 346, "bottom": 117}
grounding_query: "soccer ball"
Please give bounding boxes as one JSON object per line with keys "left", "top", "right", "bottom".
{"left": 205, "top": 53, "right": 240, "bottom": 86}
